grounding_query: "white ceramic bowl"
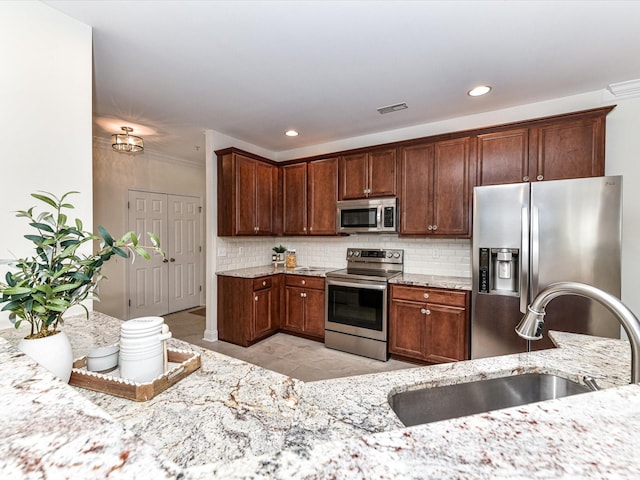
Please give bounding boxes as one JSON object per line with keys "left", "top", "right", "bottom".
{"left": 86, "top": 345, "right": 119, "bottom": 372}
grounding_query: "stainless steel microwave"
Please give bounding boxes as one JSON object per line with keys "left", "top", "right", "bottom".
{"left": 336, "top": 197, "right": 398, "bottom": 234}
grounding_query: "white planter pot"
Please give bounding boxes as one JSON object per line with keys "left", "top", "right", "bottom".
{"left": 18, "top": 331, "right": 73, "bottom": 383}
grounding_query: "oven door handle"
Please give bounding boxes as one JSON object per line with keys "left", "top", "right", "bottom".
{"left": 326, "top": 279, "right": 387, "bottom": 291}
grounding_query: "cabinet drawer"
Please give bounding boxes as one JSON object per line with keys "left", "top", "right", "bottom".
{"left": 391, "top": 285, "right": 467, "bottom": 307}
{"left": 252, "top": 276, "right": 273, "bottom": 291}
{"left": 285, "top": 275, "right": 325, "bottom": 290}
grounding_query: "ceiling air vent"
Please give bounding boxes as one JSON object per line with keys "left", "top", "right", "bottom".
{"left": 377, "top": 102, "right": 408, "bottom": 114}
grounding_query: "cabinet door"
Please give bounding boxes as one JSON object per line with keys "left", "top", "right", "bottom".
{"left": 235, "top": 155, "right": 258, "bottom": 235}
{"left": 284, "top": 286, "right": 305, "bottom": 333}
{"left": 308, "top": 157, "right": 338, "bottom": 235}
{"left": 477, "top": 129, "right": 529, "bottom": 185}
{"left": 424, "top": 303, "right": 468, "bottom": 363}
{"left": 253, "top": 287, "right": 273, "bottom": 339}
{"left": 432, "top": 137, "right": 471, "bottom": 236}
{"left": 255, "top": 162, "right": 274, "bottom": 235}
{"left": 399, "top": 143, "right": 434, "bottom": 235}
{"left": 282, "top": 163, "right": 308, "bottom": 235}
{"left": 531, "top": 116, "right": 605, "bottom": 182}
{"left": 303, "top": 289, "right": 325, "bottom": 338}
{"left": 339, "top": 153, "right": 368, "bottom": 200}
{"left": 389, "top": 299, "right": 426, "bottom": 360}
{"left": 368, "top": 148, "right": 397, "bottom": 198}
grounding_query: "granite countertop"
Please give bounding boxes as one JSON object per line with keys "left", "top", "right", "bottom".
{"left": 216, "top": 265, "right": 473, "bottom": 292}
{"left": 2, "top": 312, "right": 640, "bottom": 478}
{"left": 390, "top": 272, "right": 472, "bottom": 290}
{"left": 216, "top": 264, "right": 337, "bottom": 278}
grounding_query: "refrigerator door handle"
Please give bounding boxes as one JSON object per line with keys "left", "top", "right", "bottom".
{"left": 520, "top": 206, "right": 529, "bottom": 313}
{"left": 531, "top": 205, "right": 540, "bottom": 299}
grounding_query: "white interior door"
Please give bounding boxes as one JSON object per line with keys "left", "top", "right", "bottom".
{"left": 128, "top": 191, "right": 202, "bottom": 318}
{"left": 168, "top": 195, "right": 201, "bottom": 312}
{"left": 128, "top": 191, "right": 169, "bottom": 317}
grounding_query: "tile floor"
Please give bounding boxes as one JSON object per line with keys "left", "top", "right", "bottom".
{"left": 163, "top": 308, "right": 417, "bottom": 382}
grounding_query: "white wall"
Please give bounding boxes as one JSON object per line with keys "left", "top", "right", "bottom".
{"left": 0, "top": 2, "right": 92, "bottom": 330}
{"left": 92, "top": 139, "right": 206, "bottom": 319}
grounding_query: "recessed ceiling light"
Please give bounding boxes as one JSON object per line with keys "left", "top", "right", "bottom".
{"left": 468, "top": 85, "right": 492, "bottom": 97}
{"left": 285, "top": 130, "right": 299, "bottom": 137}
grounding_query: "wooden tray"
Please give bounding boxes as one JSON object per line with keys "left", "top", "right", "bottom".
{"left": 70, "top": 348, "right": 201, "bottom": 401}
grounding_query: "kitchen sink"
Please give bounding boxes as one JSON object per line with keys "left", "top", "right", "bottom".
{"left": 293, "top": 266, "right": 326, "bottom": 272}
{"left": 389, "top": 373, "right": 591, "bottom": 427}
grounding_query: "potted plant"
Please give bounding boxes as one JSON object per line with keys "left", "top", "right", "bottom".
{"left": 272, "top": 244, "right": 286, "bottom": 263}
{"left": 0, "top": 191, "right": 163, "bottom": 382}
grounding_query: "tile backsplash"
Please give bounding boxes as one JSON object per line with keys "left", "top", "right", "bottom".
{"left": 216, "top": 235, "right": 471, "bottom": 278}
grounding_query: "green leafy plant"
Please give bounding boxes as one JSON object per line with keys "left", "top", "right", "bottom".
{"left": 272, "top": 245, "right": 287, "bottom": 254}
{"left": 0, "top": 191, "right": 164, "bottom": 338}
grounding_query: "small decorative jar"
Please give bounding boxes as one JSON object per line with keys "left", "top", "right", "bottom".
{"left": 285, "top": 249, "right": 297, "bottom": 268}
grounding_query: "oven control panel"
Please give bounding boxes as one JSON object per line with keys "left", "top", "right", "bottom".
{"left": 346, "top": 248, "right": 404, "bottom": 264}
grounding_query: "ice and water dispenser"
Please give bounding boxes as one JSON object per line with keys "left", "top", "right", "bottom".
{"left": 478, "top": 248, "right": 520, "bottom": 295}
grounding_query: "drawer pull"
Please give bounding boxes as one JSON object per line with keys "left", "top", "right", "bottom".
{"left": 254, "top": 296, "right": 258, "bottom": 301}
{"left": 301, "top": 280, "right": 306, "bottom": 285}
{"left": 423, "top": 293, "right": 429, "bottom": 299}
{"left": 262, "top": 280, "right": 267, "bottom": 286}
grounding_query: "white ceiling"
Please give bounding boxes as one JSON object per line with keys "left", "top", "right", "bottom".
{"left": 45, "top": 0, "right": 640, "bottom": 164}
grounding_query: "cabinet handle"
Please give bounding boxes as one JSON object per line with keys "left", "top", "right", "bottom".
{"left": 420, "top": 308, "right": 431, "bottom": 315}
{"left": 303, "top": 227, "right": 307, "bottom": 232}
{"left": 523, "top": 176, "right": 530, "bottom": 182}
{"left": 163, "top": 259, "right": 169, "bottom": 263}
{"left": 427, "top": 225, "right": 432, "bottom": 230}
{"left": 300, "top": 292, "right": 307, "bottom": 298}
{"left": 432, "top": 225, "right": 438, "bottom": 231}
{"left": 536, "top": 174, "right": 544, "bottom": 181}
{"left": 426, "top": 309, "right": 431, "bottom": 315}
{"left": 423, "top": 293, "right": 429, "bottom": 299}
{"left": 170, "top": 258, "right": 176, "bottom": 262}
{"left": 262, "top": 280, "right": 267, "bottom": 286}
{"left": 301, "top": 280, "right": 306, "bottom": 285}
{"left": 254, "top": 296, "right": 258, "bottom": 301}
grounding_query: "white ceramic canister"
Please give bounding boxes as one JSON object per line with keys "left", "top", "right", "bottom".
{"left": 119, "top": 316, "right": 171, "bottom": 382}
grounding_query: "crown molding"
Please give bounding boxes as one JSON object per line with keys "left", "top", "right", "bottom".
{"left": 92, "top": 136, "right": 204, "bottom": 168}
{"left": 606, "top": 79, "right": 640, "bottom": 99}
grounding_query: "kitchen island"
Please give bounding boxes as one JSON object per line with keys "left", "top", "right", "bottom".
{"left": 2, "top": 312, "right": 640, "bottom": 479}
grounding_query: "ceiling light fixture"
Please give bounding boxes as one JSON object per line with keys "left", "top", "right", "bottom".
{"left": 285, "top": 130, "right": 299, "bottom": 137}
{"left": 112, "top": 126, "right": 144, "bottom": 153}
{"left": 377, "top": 102, "right": 408, "bottom": 114}
{"left": 468, "top": 85, "right": 492, "bottom": 97}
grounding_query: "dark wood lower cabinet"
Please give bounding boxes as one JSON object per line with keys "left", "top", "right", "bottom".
{"left": 217, "top": 274, "right": 281, "bottom": 347}
{"left": 389, "top": 284, "right": 470, "bottom": 364}
{"left": 217, "top": 273, "right": 324, "bottom": 346}
{"left": 282, "top": 275, "right": 325, "bottom": 340}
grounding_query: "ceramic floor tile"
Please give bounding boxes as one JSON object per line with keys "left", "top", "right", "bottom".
{"left": 163, "top": 309, "right": 416, "bottom": 382}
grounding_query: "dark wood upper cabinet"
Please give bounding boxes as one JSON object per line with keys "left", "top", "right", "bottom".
{"left": 530, "top": 115, "right": 606, "bottom": 182}
{"left": 399, "top": 137, "right": 471, "bottom": 236}
{"left": 477, "top": 128, "right": 529, "bottom": 185}
{"left": 476, "top": 108, "right": 609, "bottom": 186}
{"left": 282, "top": 163, "right": 307, "bottom": 235}
{"left": 282, "top": 157, "right": 338, "bottom": 236}
{"left": 307, "top": 157, "right": 338, "bottom": 235}
{"left": 339, "top": 148, "right": 396, "bottom": 200}
{"left": 218, "top": 150, "right": 278, "bottom": 236}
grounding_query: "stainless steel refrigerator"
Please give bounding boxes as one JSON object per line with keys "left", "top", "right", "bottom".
{"left": 471, "top": 175, "right": 622, "bottom": 359}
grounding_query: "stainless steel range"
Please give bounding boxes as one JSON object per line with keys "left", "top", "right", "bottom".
{"left": 325, "top": 248, "right": 404, "bottom": 361}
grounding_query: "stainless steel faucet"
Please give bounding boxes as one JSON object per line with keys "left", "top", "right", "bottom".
{"left": 515, "top": 282, "right": 640, "bottom": 384}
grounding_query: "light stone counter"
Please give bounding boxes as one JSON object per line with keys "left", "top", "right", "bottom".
{"left": 2, "top": 312, "right": 640, "bottom": 478}
{"left": 390, "top": 272, "right": 472, "bottom": 291}
{"left": 216, "top": 264, "right": 337, "bottom": 278}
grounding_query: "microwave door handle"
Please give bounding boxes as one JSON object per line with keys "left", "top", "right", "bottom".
{"left": 376, "top": 206, "right": 382, "bottom": 230}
